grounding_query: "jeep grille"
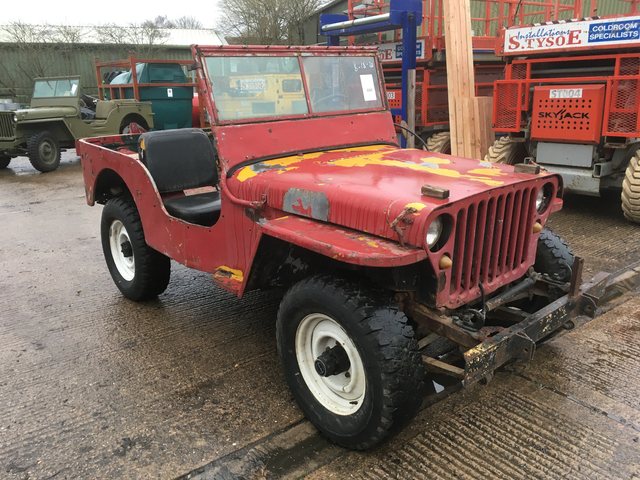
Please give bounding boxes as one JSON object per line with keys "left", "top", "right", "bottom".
{"left": 440, "top": 185, "right": 539, "bottom": 309}
{"left": 0, "top": 112, "right": 16, "bottom": 140}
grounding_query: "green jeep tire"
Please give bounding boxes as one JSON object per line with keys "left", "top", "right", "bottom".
{"left": 28, "top": 131, "right": 61, "bottom": 173}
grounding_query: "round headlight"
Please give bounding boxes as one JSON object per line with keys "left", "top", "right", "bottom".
{"left": 426, "top": 217, "right": 443, "bottom": 248}
{"left": 536, "top": 183, "right": 553, "bottom": 213}
{"left": 12, "top": 114, "right": 17, "bottom": 123}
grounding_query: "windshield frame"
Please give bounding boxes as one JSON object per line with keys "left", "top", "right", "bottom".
{"left": 199, "top": 49, "right": 387, "bottom": 126}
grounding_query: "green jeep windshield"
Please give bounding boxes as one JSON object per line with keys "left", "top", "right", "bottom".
{"left": 33, "top": 78, "right": 79, "bottom": 98}
{"left": 204, "top": 55, "right": 383, "bottom": 122}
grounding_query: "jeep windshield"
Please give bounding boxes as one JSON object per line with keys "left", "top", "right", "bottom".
{"left": 203, "top": 55, "right": 384, "bottom": 123}
{"left": 32, "top": 78, "right": 79, "bottom": 98}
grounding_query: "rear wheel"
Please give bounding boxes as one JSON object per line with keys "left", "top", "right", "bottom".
{"left": 485, "top": 136, "right": 528, "bottom": 165}
{"left": 101, "top": 196, "right": 170, "bottom": 301}
{"left": 621, "top": 150, "right": 640, "bottom": 223}
{"left": 27, "top": 131, "right": 61, "bottom": 172}
{"left": 0, "top": 155, "right": 10, "bottom": 169}
{"left": 424, "top": 131, "right": 451, "bottom": 154}
{"left": 276, "top": 276, "right": 426, "bottom": 450}
{"left": 119, "top": 116, "right": 149, "bottom": 135}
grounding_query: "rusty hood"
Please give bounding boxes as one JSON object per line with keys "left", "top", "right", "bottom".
{"left": 228, "top": 145, "right": 556, "bottom": 248}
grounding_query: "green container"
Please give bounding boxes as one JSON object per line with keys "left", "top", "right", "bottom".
{"left": 110, "top": 63, "right": 193, "bottom": 130}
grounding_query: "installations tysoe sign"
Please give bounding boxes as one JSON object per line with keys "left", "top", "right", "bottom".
{"left": 503, "top": 16, "right": 640, "bottom": 55}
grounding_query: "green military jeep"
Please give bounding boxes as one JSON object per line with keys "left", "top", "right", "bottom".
{"left": 0, "top": 76, "right": 153, "bottom": 172}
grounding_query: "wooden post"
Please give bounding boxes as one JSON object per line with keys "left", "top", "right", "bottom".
{"left": 443, "top": 0, "right": 494, "bottom": 159}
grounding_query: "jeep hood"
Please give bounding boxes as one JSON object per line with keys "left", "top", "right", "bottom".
{"left": 16, "top": 106, "right": 77, "bottom": 121}
{"left": 228, "top": 145, "right": 555, "bottom": 248}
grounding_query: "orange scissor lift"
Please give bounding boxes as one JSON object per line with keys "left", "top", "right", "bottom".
{"left": 345, "top": 0, "right": 588, "bottom": 152}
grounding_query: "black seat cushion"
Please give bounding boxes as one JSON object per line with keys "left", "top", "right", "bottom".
{"left": 139, "top": 129, "right": 217, "bottom": 193}
{"left": 163, "top": 191, "right": 222, "bottom": 227}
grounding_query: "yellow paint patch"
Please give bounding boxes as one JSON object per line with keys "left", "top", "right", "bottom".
{"left": 358, "top": 236, "right": 380, "bottom": 248}
{"left": 215, "top": 266, "right": 244, "bottom": 282}
{"left": 404, "top": 202, "right": 426, "bottom": 211}
{"left": 420, "top": 156, "right": 451, "bottom": 165}
{"left": 468, "top": 167, "right": 505, "bottom": 177}
{"left": 236, "top": 167, "right": 259, "bottom": 182}
{"left": 233, "top": 145, "right": 505, "bottom": 188}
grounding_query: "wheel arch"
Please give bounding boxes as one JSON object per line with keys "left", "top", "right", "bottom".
{"left": 118, "top": 113, "right": 150, "bottom": 133}
{"left": 93, "top": 168, "right": 132, "bottom": 205}
{"left": 244, "top": 229, "right": 429, "bottom": 295}
{"left": 18, "top": 120, "right": 74, "bottom": 147}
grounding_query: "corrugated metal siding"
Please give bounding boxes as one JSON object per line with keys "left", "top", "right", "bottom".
{"left": 0, "top": 44, "right": 192, "bottom": 104}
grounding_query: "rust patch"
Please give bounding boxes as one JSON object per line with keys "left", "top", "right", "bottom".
{"left": 282, "top": 189, "right": 329, "bottom": 221}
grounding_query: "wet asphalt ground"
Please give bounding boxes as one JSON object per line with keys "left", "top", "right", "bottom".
{"left": 1, "top": 152, "right": 639, "bottom": 479}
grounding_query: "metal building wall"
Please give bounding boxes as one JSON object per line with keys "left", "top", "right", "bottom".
{"left": 0, "top": 43, "right": 192, "bottom": 104}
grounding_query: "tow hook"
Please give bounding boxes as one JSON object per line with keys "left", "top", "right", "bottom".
{"left": 315, "top": 345, "right": 351, "bottom": 377}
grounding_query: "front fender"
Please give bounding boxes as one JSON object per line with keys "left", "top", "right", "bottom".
{"left": 260, "top": 215, "right": 427, "bottom": 268}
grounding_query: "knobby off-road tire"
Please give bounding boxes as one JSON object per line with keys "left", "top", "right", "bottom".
{"left": 425, "top": 131, "right": 451, "bottom": 154}
{"left": 485, "top": 136, "right": 528, "bottom": 165}
{"left": 27, "top": 131, "right": 61, "bottom": 172}
{"left": 276, "top": 275, "right": 426, "bottom": 450}
{"left": 535, "top": 228, "right": 575, "bottom": 283}
{"left": 621, "top": 150, "right": 640, "bottom": 223}
{"left": 101, "top": 197, "right": 170, "bottom": 301}
{"left": 0, "top": 155, "right": 10, "bottom": 169}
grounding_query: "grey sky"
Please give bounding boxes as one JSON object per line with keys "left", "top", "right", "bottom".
{"left": 3, "top": 1, "right": 222, "bottom": 28}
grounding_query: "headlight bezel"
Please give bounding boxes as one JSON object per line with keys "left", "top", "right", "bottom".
{"left": 536, "top": 182, "right": 554, "bottom": 214}
{"left": 425, "top": 214, "right": 452, "bottom": 252}
{"left": 426, "top": 217, "right": 443, "bottom": 249}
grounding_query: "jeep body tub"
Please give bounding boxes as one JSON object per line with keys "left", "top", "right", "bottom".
{"left": 77, "top": 45, "right": 589, "bottom": 449}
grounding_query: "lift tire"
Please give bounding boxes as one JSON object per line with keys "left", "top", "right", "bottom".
{"left": 425, "top": 131, "right": 451, "bottom": 154}
{"left": 27, "top": 131, "right": 61, "bottom": 172}
{"left": 535, "top": 228, "right": 574, "bottom": 283}
{"left": 485, "top": 136, "right": 527, "bottom": 165}
{"left": 101, "top": 196, "right": 171, "bottom": 301}
{"left": 276, "top": 275, "right": 426, "bottom": 450}
{"left": 621, "top": 151, "right": 640, "bottom": 223}
{"left": 0, "top": 155, "right": 10, "bottom": 169}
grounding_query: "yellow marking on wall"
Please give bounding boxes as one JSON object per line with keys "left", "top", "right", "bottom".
{"left": 405, "top": 202, "right": 427, "bottom": 211}
{"left": 215, "top": 266, "right": 244, "bottom": 282}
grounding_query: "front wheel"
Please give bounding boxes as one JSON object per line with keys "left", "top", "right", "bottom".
{"left": 276, "top": 276, "right": 426, "bottom": 450}
{"left": 535, "top": 228, "right": 575, "bottom": 283}
{"left": 0, "top": 155, "right": 10, "bottom": 169}
{"left": 101, "top": 197, "right": 171, "bottom": 301}
{"left": 27, "top": 131, "right": 61, "bottom": 172}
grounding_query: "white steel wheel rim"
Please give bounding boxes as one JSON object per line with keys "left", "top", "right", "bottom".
{"left": 295, "top": 313, "right": 366, "bottom": 416}
{"left": 109, "top": 220, "right": 135, "bottom": 281}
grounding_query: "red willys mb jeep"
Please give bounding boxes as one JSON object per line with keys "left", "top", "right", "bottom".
{"left": 78, "top": 45, "right": 589, "bottom": 450}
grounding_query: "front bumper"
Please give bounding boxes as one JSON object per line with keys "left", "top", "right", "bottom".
{"left": 411, "top": 259, "right": 640, "bottom": 387}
